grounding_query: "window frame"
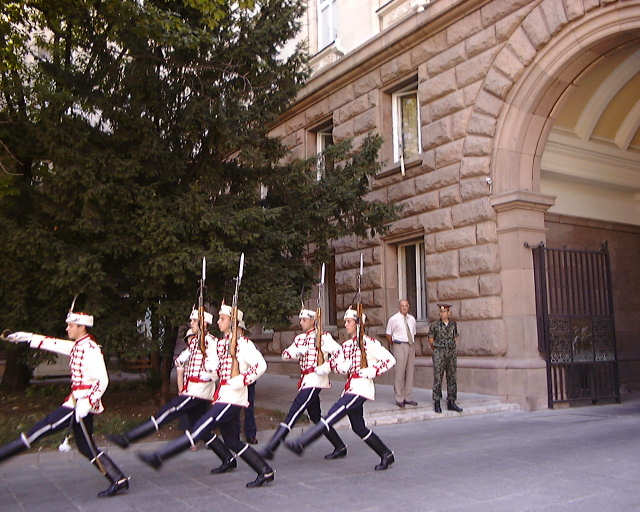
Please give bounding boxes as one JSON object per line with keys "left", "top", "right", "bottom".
{"left": 391, "top": 84, "right": 421, "bottom": 165}
{"left": 397, "top": 239, "right": 427, "bottom": 321}
{"left": 317, "top": 0, "right": 337, "bottom": 50}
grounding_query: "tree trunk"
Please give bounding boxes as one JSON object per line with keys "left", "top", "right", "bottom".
{"left": 0, "top": 344, "right": 32, "bottom": 391}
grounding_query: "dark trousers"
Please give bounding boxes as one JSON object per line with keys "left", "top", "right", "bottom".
{"left": 190, "top": 402, "right": 245, "bottom": 452}
{"left": 323, "top": 393, "right": 369, "bottom": 438}
{"left": 284, "top": 387, "right": 323, "bottom": 428}
{"left": 152, "top": 394, "right": 211, "bottom": 432}
{"left": 26, "top": 406, "right": 97, "bottom": 459}
{"left": 242, "top": 382, "right": 256, "bottom": 439}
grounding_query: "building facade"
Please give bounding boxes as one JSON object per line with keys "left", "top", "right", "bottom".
{"left": 266, "top": 0, "right": 640, "bottom": 409}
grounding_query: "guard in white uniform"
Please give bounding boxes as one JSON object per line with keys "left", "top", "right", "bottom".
{"left": 259, "top": 308, "right": 346, "bottom": 460}
{"left": 138, "top": 306, "right": 275, "bottom": 488}
{"left": 108, "top": 309, "right": 236, "bottom": 473}
{"left": 1, "top": 311, "right": 130, "bottom": 497}
{"left": 286, "top": 307, "right": 396, "bottom": 471}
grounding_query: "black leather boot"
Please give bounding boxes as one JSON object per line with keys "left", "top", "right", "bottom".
{"left": 447, "top": 400, "right": 463, "bottom": 412}
{"left": 323, "top": 426, "right": 347, "bottom": 460}
{"left": 434, "top": 400, "right": 442, "bottom": 413}
{"left": 108, "top": 418, "right": 158, "bottom": 448}
{"left": 363, "top": 432, "right": 395, "bottom": 471}
{"left": 259, "top": 424, "right": 289, "bottom": 460}
{"left": 206, "top": 434, "right": 237, "bottom": 474}
{"left": 284, "top": 421, "right": 326, "bottom": 456}
{"left": 94, "top": 452, "right": 130, "bottom": 498}
{"left": 137, "top": 433, "right": 193, "bottom": 470}
{"left": 0, "top": 435, "right": 29, "bottom": 463}
{"left": 240, "top": 446, "right": 275, "bottom": 488}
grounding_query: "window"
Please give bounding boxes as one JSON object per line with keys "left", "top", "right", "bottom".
{"left": 322, "top": 254, "right": 337, "bottom": 325}
{"left": 392, "top": 84, "right": 421, "bottom": 173}
{"left": 318, "top": 0, "right": 338, "bottom": 50}
{"left": 316, "top": 126, "right": 333, "bottom": 180}
{"left": 398, "top": 240, "right": 426, "bottom": 320}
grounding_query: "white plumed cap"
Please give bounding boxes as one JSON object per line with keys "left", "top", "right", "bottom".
{"left": 66, "top": 312, "right": 94, "bottom": 327}
{"left": 298, "top": 309, "right": 316, "bottom": 320}
{"left": 190, "top": 309, "right": 213, "bottom": 325}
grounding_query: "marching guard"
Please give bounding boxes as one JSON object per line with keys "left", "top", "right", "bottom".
{"left": 138, "top": 255, "right": 274, "bottom": 488}
{"left": 259, "top": 306, "right": 346, "bottom": 460}
{"left": 108, "top": 309, "right": 236, "bottom": 473}
{"left": 1, "top": 309, "right": 130, "bottom": 497}
{"left": 285, "top": 307, "right": 396, "bottom": 471}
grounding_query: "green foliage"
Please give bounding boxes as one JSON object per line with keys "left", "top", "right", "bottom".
{"left": 0, "top": 0, "right": 397, "bottom": 373}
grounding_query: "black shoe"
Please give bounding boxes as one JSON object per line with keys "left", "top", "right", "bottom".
{"left": 324, "top": 446, "right": 347, "bottom": 460}
{"left": 284, "top": 440, "right": 304, "bottom": 456}
{"left": 434, "top": 400, "right": 442, "bottom": 414}
{"left": 246, "top": 470, "right": 274, "bottom": 488}
{"left": 246, "top": 437, "right": 258, "bottom": 445}
{"left": 404, "top": 400, "right": 418, "bottom": 406}
{"left": 447, "top": 400, "right": 463, "bottom": 412}
{"left": 375, "top": 452, "right": 395, "bottom": 471}
{"left": 97, "top": 477, "right": 130, "bottom": 497}
{"left": 395, "top": 401, "right": 405, "bottom": 408}
{"left": 137, "top": 451, "right": 162, "bottom": 470}
{"left": 107, "top": 434, "right": 130, "bottom": 449}
{"left": 210, "top": 458, "right": 237, "bottom": 474}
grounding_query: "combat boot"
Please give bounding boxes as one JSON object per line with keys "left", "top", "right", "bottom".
{"left": 240, "top": 446, "right": 275, "bottom": 488}
{"left": 137, "top": 433, "right": 193, "bottom": 470}
{"left": 363, "top": 431, "right": 394, "bottom": 471}
{"left": 284, "top": 421, "right": 326, "bottom": 456}
{"left": 433, "top": 400, "right": 442, "bottom": 414}
{"left": 108, "top": 417, "right": 158, "bottom": 448}
{"left": 447, "top": 400, "right": 463, "bottom": 412}
{"left": 323, "top": 426, "right": 347, "bottom": 460}
{"left": 94, "top": 452, "right": 130, "bottom": 498}
{"left": 206, "top": 434, "right": 237, "bottom": 474}
{"left": 259, "top": 424, "right": 289, "bottom": 460}
{"left": 0, "top": 435, "right": 29, "bottom": 463}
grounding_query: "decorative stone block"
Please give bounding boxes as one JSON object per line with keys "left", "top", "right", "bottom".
{"left": 388, "top": 178, "right": 416, "bottom": 202}
{"left": 460, "top": 296, "right": 502, "bottom": 320}
{"left": 435, "top": 225, "right": 476, "bottom": 251}
{"left": 426, "top": 250, "right": 459, "bottom": 279}
{"left": 456, "top": 47, "right": 499, "bottom": 88}
{"left": 438, "top": 276, "right": 479, "bottom": 299}
{"left": 466, "top": 26, "right": 497, "bottom": 58}
{"left": 461, "top": 156, "right": 490, "bottom": 177}
{"left": 354, "top": 71, "right": 382, "bottom": 96}
{"left": 481, "top": 0, "right": 532, "bottom": 29}
{"left": 398, "top": 190, "right": 439, "bottom": 216}
{"left": 476, "top": 90, "right": 503, "bottom": 117}
{"left": 483, "top": 68, "right": 513, "bottom": 99}
{"left": 563, "top": 0, "right": 584, "bottom": 21}
{"left": 422, "top": 117, "right": 452, "bottom": 150}
{"left": 425, "top": 233, "right": 436, "bottom": 254}
{"left": 459, "top": 243, "right": 500, "bottom": 274}
{"left": 479, "top": 274, "right": 502, "bottom": 295}
{"left": 420, "top": 68, "right": 457, "bottom": 103}
{"left": 381, "top": 54, "right": 413, "bottom": 84}
{"left": 353, "top": 108, "right": 377, "bottom": 135}
{"left": 457, "top": 319, "right": 507, "bottom": 355}
{"left": 419, "top": 208, "right": 453, "bottom": 233}
{"left": 451, "top": 107, "right": 472, "bottom": 139}
{"left": 430, "top": 90, "right": 465, "bottom": 121}
{"left": 411, "top": 31, "right": 448, "bottom": 68}
{"left": 415, "top": 162, "right": 460, "bottom": 193}
{"left": 435, "top": 139, "right": 464, "bottom": 167}
{"left": 540, "top": 0, "right": 568, "bottom": 37}
{"left": 467, "top": 112, "right": 497, "bottom": 136}
{"left": 426, "top": 42, "right": 466, "bottom": 77}
{"left": 439, "top": 184, "right": 462, "bottom": 207}
{"left": 333, "top": 119, "right": 354, "bottom": 141}
{"left": 508, "top": 27, "right": 537, "bottom": 67}
{"left": 521, "top": 7, "right": 551, "bottom": 50}
{"left": 338, "top": 95, "right": 372, "bottom": 124}
{"left": 461, "top": 176, "right": 491, "bottom": 201}
{"left": 463, "top": 135, "right": 493, "bottom": 156}
{"left": 476, "top": 220, "right": 498, "bottom": 243}
{"left": 495, "top": 3, "right": 534, "bottom": 41}
{"left": 447, "top": 10, "right": 483, "bottom": 46}
{"left": 463, "top": 81, "right": 482, "bottom": 106}
{"left": 494, "top": 47, "right": 526, "bottom": 82}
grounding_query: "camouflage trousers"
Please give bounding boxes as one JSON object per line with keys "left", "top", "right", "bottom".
{"left": 432, "top": 346, "right": 457, "bottom": 401}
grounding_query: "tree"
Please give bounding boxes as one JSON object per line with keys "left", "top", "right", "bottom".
{"left": 0, "top": 0, "right": 397, "bottom": 393}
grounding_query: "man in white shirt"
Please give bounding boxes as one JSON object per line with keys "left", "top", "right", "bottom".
{"left": 385, "top": 299, "right": 417, "bottom": 408}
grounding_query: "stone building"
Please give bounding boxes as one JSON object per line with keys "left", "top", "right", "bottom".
{"left": 265, "top": 0, "right": 640, "bottom": 410}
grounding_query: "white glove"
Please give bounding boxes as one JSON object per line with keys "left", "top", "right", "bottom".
{"left": 228, "top": 375, "right": 245, "bottom": 390}
{"left": 315, "top": 362, "right": 330, "bottom": 376}
{"left": 6, "top": 331, "right": 33, "bottom": 344}
{"left": 358, "top": 367, "right": 377, "bottom": 379}
{"left": 320, "top": 334, "right": 339, "bottom": 355}
{"left": 75, "top": 398, "right": 92, "bottom": 422}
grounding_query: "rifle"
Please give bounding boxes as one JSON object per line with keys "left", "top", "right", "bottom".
{"left": 356, "top": 253, "right": 368, "bottom": 368}
{"left": 315, "top": 263, "right": 325, "bottom": 366}
{"left": 229, "top": 253, "right": 244, "bottom": 378}
{"left": 198, "top": 257, "right": 207, "bottom": 356}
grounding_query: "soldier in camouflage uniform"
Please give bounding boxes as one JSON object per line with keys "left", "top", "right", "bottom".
{"left": 428, "top": 304, "right": 463, "bottom": 414}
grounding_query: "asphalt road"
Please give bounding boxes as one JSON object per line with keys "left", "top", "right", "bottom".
{"left": 0, "top": 394, "right": 638, "bottom": 511}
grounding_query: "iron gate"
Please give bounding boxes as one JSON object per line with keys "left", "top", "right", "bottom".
{"left": 530, "top": 242, "right": 620, "bottom": 408}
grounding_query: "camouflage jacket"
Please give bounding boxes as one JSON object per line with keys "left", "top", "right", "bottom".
{"left": 428, "top": 320, "right": 458, "bottom": 349}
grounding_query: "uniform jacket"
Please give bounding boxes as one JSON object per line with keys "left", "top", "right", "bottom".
{"left": 428, "top": 320, "right": 459, "bottom": 349}
{"left": 29, "top": 333, "right": 108, "bottom": 414}
{"left": 206, "top": 333, "right": 266, "bottom": 407}
{"left": 331, "top": 334, "right": 396, "bottom": 400}
{"left": 175, "top": 330, "right": 218, "bottom": 400}
{"left": 282, "top": 329, "right": 341, "bottom": 390}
